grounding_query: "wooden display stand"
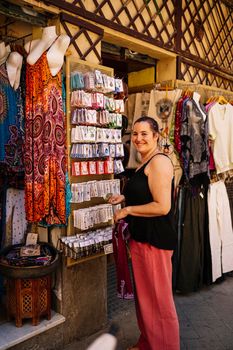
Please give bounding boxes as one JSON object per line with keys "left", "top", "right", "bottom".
{"left": 65, "top": 57, "right": 115, "bottom": 266}
{"left": 6, "top": 275, "right": 51, "bottom": 327}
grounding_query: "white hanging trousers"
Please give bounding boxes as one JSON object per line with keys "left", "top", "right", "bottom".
{"left": 208, "top": 180, "right": 233, "bottom": 282}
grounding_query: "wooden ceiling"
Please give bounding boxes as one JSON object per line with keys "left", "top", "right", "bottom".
{"left": 101, "top": 42, "right": 156, "bottom": 79}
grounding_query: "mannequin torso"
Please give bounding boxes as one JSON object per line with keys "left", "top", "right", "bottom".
{"left": 46, "top": 34, "right": 70, "bottom": 76}
{"left": 25, "top": 26, "right": 70, "bottom": 76}
{"left": 0, "top": 42, "right": 11, "bottom": 66}
{"left": 6, "top": 52, "right": 23, "bottom": 90}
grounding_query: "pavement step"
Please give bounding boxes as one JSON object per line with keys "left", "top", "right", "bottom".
{"left": 64, "top": 263, "right": 233, "bottom": 349}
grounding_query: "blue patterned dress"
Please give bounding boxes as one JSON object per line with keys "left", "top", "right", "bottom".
{"left": 0, "top": 61, "right": 25, "bottom": 250}
{"left": 0, "top": 61, "right": 24, "bottom": 175}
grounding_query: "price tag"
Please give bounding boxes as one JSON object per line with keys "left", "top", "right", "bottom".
{"left": 103, "top": 243, "right": 113, "bottom": 255}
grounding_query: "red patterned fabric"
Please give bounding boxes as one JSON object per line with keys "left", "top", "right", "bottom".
{"left": 24, "top": 52, "right": 66, "bottom": 224}
{"left": 112, "top": 221, "right": 134, "bottom": 300}
{"left": 174, "top": 97, "right": 184, "bottom": 159}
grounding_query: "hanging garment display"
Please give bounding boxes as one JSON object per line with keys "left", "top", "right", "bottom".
{"left": 180, "top": 98, "right": 209, "bottom": 182}
{"left": 208, "top": 103, "right": 233, "bottom": 174}
{"left": 208, "top": 180, "right": 233, "bottom": 282}
{"left": 24, "top": 50, "right": 67, "bottom": 224}
{"left": 148, "top": 89, "right": 182, "bottom": 151}
{"left": 175, "top": 185, "right": 211, "bottom": 293}
{"left": 0, "top": 60, "right": 24, "bottom": 176}
{"left": 5, "top": 188, "right": 27, "bottom": 246}
{"left": 124, "top": 93, "right": 136, "bottom": 131}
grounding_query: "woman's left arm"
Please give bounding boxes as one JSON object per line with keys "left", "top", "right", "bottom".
{"left": 114, "top": 155, "right": 173, "bottom": 222}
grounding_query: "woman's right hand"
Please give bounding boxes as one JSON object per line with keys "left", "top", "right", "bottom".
{"left": 108, "top": 194, "right": 125, "bottom": 205}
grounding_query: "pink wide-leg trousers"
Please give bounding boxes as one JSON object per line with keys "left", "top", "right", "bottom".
{"left": 130, "top": 239, "right": 180, "bottom": 350}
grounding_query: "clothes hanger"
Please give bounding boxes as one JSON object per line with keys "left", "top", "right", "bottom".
{"left": 182, "top": 88, "right": 193, "bottom": 98}
{"left": 224, "top": 170, "right": 233, "bottom": 183}
{"left": 217, "top": 95, "right": 228, "bottom": 104}
{"left": 210, "top": 171, "right": 221, "bottom": 184}
{"left": 206, "top": 94, "right": 228, "bottom": 105}
{"left": 206, "top": 95, "right": 214, "bottom": 104}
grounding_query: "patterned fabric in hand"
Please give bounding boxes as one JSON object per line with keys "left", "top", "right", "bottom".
{"left": 24, "top": 52, "right": 67, "bottom": 224}
{"left": 112, "top": 220, "right": 134, "bottom": 300}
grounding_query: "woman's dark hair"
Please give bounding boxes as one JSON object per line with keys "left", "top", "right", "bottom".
{"left": 134, "top": 116, "right": 159, "bottom": 133}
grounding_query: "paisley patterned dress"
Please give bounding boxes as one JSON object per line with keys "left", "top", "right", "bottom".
{"left": 0, "top": 60, "right": 25, "bottom": 249}
{"left": 0, "top": 61, "right": 24, "bottom": 175}
{"left": 24, "top": 50, "right": 67, "bottom": 224}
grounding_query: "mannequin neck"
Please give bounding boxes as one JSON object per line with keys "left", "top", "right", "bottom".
{"left": 0, "top": 43, "right": 11, "bottom": 63}
{"left": 41, "top": 26, "right": 57, "bottom": 41}
{"left": 0, "top": 42, "right": 6, "bottom": 57}
{"left": 6, "top": 52, "right": 23, "bottom": 89}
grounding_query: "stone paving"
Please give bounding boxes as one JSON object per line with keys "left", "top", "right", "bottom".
{"left": 65, "top": 264, "right": 233, "bottom": 350}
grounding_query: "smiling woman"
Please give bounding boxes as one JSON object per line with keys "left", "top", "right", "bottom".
{"left": 131, "top": 117, "right": 159, "bottom": 164}
{"left": 108, "top": 116, "right": 179, "bottom": 350}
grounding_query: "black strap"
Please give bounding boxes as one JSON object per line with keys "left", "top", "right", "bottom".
{"left": 136, "top": 152, "right": 173, "bottom": 173}
{"left": 144, "top": 152, "right": 170, "bottom": 167}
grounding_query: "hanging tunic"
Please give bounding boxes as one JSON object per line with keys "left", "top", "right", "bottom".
{"left": 127, "top": 92, "right": 150, "bottom": 169}
{"left": 208, "top": 103, "right": 233, "bottom": 174}
{"left": 0, "top": 61, "right": 24, "bottom": 175}
{"left": 24, "top": 51, "right": 67, "bottom": 224}
{"left": 0, "top": 61, "right": 25, "bottom": 248}
{"left": 180, "top": 98, "right": 209, "bottom": 183}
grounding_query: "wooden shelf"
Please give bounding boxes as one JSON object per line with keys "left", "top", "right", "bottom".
{"left": 65, "top": 57, "right": 115, "bottom": 266}
{"left": 66, "top": 252, "right": 107, "bottom": 267}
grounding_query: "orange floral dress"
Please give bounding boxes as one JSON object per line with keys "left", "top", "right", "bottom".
{"left": 24, "top": 51, "right": 66, "bottom": 224}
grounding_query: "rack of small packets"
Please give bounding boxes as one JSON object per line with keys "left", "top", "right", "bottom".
{"left": 70, "top": 67, "right": 125, "bottom": 176}
{"left": 58, "top": 223, "right": 120, "bottom": 261}
{"left": 65, "top": 57, "right": 125, "bottom": 264}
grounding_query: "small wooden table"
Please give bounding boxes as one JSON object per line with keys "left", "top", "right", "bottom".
{"left": 6, "top": 275, "right": 51, "bottom": 327}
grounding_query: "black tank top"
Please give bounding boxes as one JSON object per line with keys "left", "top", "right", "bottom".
{"left": 124, "top": 154, "right": 177, "bottom": 250}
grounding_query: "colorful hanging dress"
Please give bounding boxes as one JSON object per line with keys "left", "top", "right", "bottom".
{"left": 24, "top": 48, "right": 67, "bottom": 224}
{"left": 0, "top": 61, "right": 24, "bottom": 174}
{"left": 0, "top": 60, "right": 25, "bottom": 249}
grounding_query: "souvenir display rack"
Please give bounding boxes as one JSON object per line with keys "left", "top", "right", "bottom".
{"left": 64, "top": 57, "right": 124, "bottom": 266}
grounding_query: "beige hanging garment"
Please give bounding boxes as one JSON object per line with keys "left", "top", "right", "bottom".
{"left": 125, "top": 93, "right": 136, "bottom": 131}
{"left": 148, "top": 89, "right": 182, "bottom": 130}
{"left": 127, "top": 92, "right": 150, "bottom": 169}
{"left": 148, "top": 89, "right": 183, "bottom": 186}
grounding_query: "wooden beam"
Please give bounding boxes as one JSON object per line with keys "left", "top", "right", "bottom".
{"left": 220, "top": 0, "right": 233, "bottom": 9}
{"left": 180, "top": 57, "right": 233, "bottom": 82}
{"left": 36, "top": 0, "right": 176, "bottom": 52}
{"left": 60, "top": 12, "right": 104, "bottom": 36}
{"left": 0, "top": 0, "right": 49, "bottom": 26}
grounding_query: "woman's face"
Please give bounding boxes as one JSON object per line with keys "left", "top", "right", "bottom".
{"left": 132, "top": 121, "right": 158, "bottom": 155}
